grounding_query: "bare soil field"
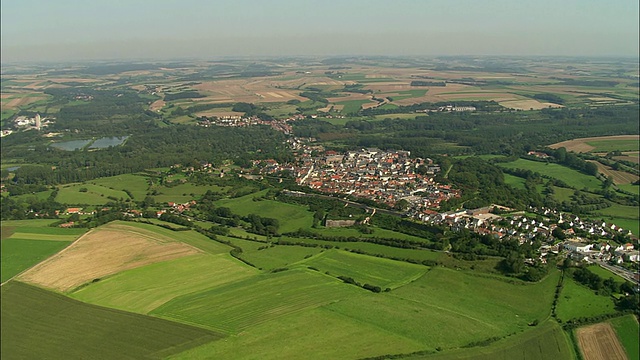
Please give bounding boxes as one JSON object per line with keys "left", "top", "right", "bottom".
{"left": 588, "top": 160, "right": 639, "bottom": 184}
{"left": 18, "top": 223, "right": 200, "bottom": 292}
{"left": 149, "top": 100, "right": 166, "bottom": 112}
{"left": 614, "top": 152, "right": 639, "bottom": 164}
{"left": 195, "top": 110, "right": 244, "bottom": 118}
{"left": 194, "top": 79, "right": 305, "bottom": 103}
{"left": 549, "top": 135, "right": 640, "bottom": 153}
{"left": 576, "top": 322, "right": 628, "bottom": 360}
{"left": 499, "top": 99, "right": 564, "bottom": 110}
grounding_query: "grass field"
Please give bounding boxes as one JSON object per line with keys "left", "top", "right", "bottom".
{"left": 217, "top": 191, "right": 314, "bottom": 233}
{"left": 152, "top": 269, "right": 363, "bottom": 333}
{"left": 170, "top": 307, "right": 424, "bottom": 360}
{"left": 71, "top": 253, "right": 259, "bottom": 313}
{"left": 223, "top": 239, "right": 324, "bottom": 270}
{"left": 336, "top": 99, "right": 372, "bottom": 114}
{"left": 1, "top": 281, "right": 221, "bottom": 360}
{"left": 302, "top": 249, "right": 428, "bottom": 289}
{"left": 152, "top": 183, "right": 213, "bottom": 204}
{"left": 609, "top": 315, "right": 640, "bottom": 360}
{"left": 91, "top": 173, "right": 151, "bottom": 200}
{"left": 556, "top": 277, "right": 617, "bottom": 322}
{"left": 386, "top": 267, "right": 560, "bottom": 343}
{"left": 408, "top": 321, "right": 572, "bottom": 360}
{"left": 498, "top": 159, "right": 602, "bottom": 190}
{"left": 591, "top": 203, "right": 640, "bottom": 235}
{"left": 56, "top": 183, "right": 131, "bottom": 205}
{"left": 503, "top": 173, "right": 526, "bottom": 189}
{"left": 586, "top": 265, "right": 628, "bottom": 284}
{"left": 0, "top": 221, "right": 86, "bottom": 282}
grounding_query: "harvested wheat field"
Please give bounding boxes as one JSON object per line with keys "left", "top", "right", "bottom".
{"left": 587, "top": 161, "right": 639, "bottom": 184}
{"left": 18, "top": 222, "right": 200, "bottom": 292}
{"left": 550, "top": 135, "right": 640, "bottom": 153}
{"left": 499, "top": 99, "right": 563, "bottom": 110}
{"left": 576, "top": 322, "right": 627, "bottom": 360}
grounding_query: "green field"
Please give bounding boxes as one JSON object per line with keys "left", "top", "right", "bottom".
{"left": 302, "top": 249, "right": 428, "bottom": 289}
{"left": 498, "top": 159, "right": 602, "bottom": 190}
{"left": 408, "top": 321, "right": 572, "bottom": 360}
{"left": 586, "top": 139, "right": 639, "bottom": 152}
{"left": 1, "top": 239, "right": 71, "bottom": 282}
{"left": 0, "top": 221, "right": 86, "bottom": 282}
{"left": 222, "top": 238, "right": 324, "bottom": 270}
{"left": 609, "top": 315, "right": 640, "bottom": 360}
{"left": 170, "top": 307, "right": 424, "bottom": 360}
{"left": 592, "top": 203, "right": 640, "bottom": 235}
{"left": 585, "top": 265, "right": 628, "bottom": 284}
{"left": 56, "top": 183, "right": 131, "bottom": 205}
{"left": 152, "top": 269, "right": 363, "bottom": 333}
{"left": 336, "top": 99, "right": 373, "bottom": 114}
{"left": 387, "top": 268, "right": 560, "bottom": 343}
{"left": 71, "top": 253, "right": 259, "bottom": 313}
{"left": 503, "top": 173, "right": 526, "bottom": 189}
{"left": 91, "top": 173, "right": 151, "bottom": 200}
{"left": 217, "top": 191, "right": 314, "bottom": 233}
{"left": 555, "top": 277, "right": 617, "bottom": 322}
{"left": 152, "top": 183, "right": 213, "bottom": 204}
{"left": 1, "top": 281, "right": 221, "bottom": 360}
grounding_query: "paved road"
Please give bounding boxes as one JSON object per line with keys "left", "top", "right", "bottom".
{"left": 594, "top": 260, "right": 639, "bottom": 285}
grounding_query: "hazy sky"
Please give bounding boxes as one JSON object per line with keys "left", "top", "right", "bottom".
{"left": 1, "top": 0, "right": 638, "bottom": 62}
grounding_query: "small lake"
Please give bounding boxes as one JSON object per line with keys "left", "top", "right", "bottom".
{"left": 89, "top": 136, "right": 129, "bottom": 149}
{"left": 50, "top": 139, "right": 92, "bottom": 151}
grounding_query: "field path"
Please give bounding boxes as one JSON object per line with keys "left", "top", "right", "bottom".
{"left": 0, "top": 229, "right": 95, "bottom": 287}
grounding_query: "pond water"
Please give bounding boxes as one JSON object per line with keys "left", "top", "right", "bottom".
{"left": 50, "top": 139, "right": 92, "bottom": 151}
{"left": 89, "top": 136, "right": 129, "bottom": 149}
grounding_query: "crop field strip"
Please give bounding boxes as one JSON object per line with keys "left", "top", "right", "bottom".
{"left": 71, "top": 253, "right": 259, "bottom": 314}
{"left": 17, "top": 222, "right": 201, "bottom": 292}
{"left": 1, "top": 281, "right": 222, "bottom": 360}
{"left": 609, "top": 315, "right": 640, "bottom": 360}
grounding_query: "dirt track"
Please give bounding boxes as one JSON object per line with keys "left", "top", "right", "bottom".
{"left": 576, "top": 323, "right": 627, "bottom": 360}
{"left": 18, "top": 224, "right": 200, "bottom": 292}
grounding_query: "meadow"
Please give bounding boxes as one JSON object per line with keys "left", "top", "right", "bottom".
{"left": 586, "top": 139, "right": 639, "bottom": 153}
{"left": 56, "top": 183, "right": 131, "bottom": 205}
{"left": 609, "top": 314, "right": 640, "bottom": 360}
{"left": 1, "top": 281, "right": 221, "bottom": 360}
{"left": 555, "top": 277, "right": 617, "bottom": 322}
{"left": 217, "top": 191, "right": 314, "bottom": 233}
{"left": 90, "top": 173, "right": 151, "bottom": 200}
{"left": 152, "top": 269, "right": 363, "bottom": 333}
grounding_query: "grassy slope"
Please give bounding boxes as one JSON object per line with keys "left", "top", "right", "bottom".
{"left": 90, "top": 173, "right": 151, "bottom": 200}
{"left": 56, "top": 183, "right": 131, "bottom": 205}
{"left": 1, "top": 281, "right": 222, "bottom": 360}
{"left": 498, "top": 159, "right": 602, "bottom": 190}
{"left": 556, "top": 277, "right": 617, "bottom": 322}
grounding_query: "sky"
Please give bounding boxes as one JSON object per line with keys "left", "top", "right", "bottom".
{"left": 1, "top": 0, "right": 639, "bottom": 62}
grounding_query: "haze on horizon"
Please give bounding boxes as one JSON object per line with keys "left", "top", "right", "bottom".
{"left": 1, "top": 0, "right": 639, "bottom": 63}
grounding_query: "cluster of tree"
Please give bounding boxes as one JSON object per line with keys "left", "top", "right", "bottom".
{"left": 243, "top": 213, "right": 279, "bottom": 236}
{"left": 0, "top": 190, "right": 63, "bottom": 220}
{"left": 298, "top": 91, "right": 329, "bottom": 104}
{"left": 545, "top": 147, "right": 599, "bottom": 176}
{"left": 336, "top": 275, "right": 385, "bottom": 293}
{"left": 158, "top": 213, "right": 192, "bottom": 227}
{"left": 163, "top": 91, "right": 205, "bottom": 102}
{"left": 230, "top": 102, "right": 273, "bottom": 120}
{"left": 532, "top": 93, "right": 565, "bottom": 104}
{"left": 570, "top": 266, "right": 636, "bottom": 296}
{"left": 409, "top": 81, "right": 446, "bottom": 87}
{"left": 343, "top": 84, "right": 372, "bottom": 94}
